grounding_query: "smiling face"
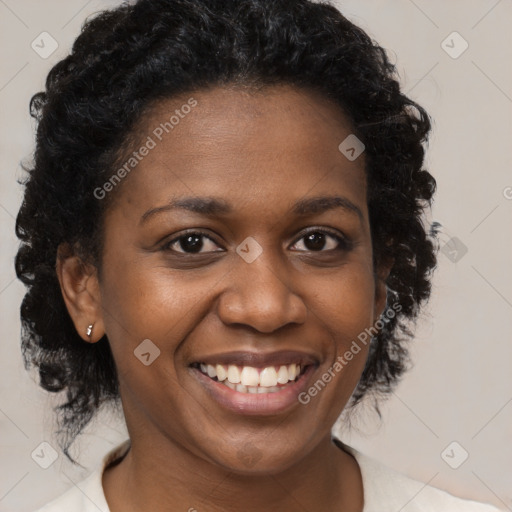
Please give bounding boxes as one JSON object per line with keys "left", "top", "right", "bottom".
{"left": 60, "top": 85, "right": 389, "bottom": 476}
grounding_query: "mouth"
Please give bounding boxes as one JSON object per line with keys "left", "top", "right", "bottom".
{"left": 190, "top": 362, "right": 307, "bottom": 394}
{"left": 188, "top": 350, "right": 319, "bottom": 415}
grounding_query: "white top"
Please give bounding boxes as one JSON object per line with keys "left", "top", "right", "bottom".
{"left": 33, "top": 436, "right": 501, "bottom": 512}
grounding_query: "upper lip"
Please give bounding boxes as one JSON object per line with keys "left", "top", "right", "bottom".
{"left": 191, "top": 350, "right": 320, "bottom": 368}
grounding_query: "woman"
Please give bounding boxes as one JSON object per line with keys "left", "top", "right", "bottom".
{"left": 15, "top": 0, "right": 500, "bottom": 510}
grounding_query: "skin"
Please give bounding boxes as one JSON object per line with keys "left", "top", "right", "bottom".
{"left": 57, "top": 85, "right": 392, "bottom": 512}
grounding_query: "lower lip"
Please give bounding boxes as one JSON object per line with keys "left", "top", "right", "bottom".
{"left": 191, "top": 365, "right": 317, "bottom": 416}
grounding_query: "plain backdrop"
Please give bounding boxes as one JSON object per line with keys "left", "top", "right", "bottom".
{"left": 1, "top": 1, "right": 511, "bottom": 511}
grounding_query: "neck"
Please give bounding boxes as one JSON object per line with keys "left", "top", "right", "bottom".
{"left": 103, "top": 432, "right": 363, "bottom": 512}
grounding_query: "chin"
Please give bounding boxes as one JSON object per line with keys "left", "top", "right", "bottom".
{"left": 204, "top": 441, "right": 308, "bottom": 476}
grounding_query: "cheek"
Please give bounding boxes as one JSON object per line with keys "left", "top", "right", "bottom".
{"left": 304, "top": 264, "right": 376, "bottom": 407}
{"left": 314, "top": 260, "right": 377, "bottom": 339}
{"left": 100, "top": 263, "right": 195, "bottom": 339}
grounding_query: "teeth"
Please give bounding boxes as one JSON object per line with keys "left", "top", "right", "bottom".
{"left": 199, "top": 363, "right": 305, "bottom": 390}
{"left": 240, "top": 366, "right": 259, "bottom": 386}
{"left": 227, "top": 365, "right": 241, "bottom": 384}
{"left": 207, "top": 365, "right": 216, "bottom": 379}
{"left": 259, "top": 367, "right": 278, "bottom": 387}
{"left": 276, "top": 365, "right": 289, "bottom": 384}
{"left": 216, "top": 364, "right": 227, "bottom": 381}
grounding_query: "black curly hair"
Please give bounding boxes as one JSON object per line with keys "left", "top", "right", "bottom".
{"left": 15, "top": 0, "right": 439, "bottom": 465}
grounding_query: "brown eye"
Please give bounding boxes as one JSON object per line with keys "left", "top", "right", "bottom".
{"left": 290, "top": 228, "right": 351, "bottom": 252}
{"left": 162, "top": 232, "right": 223, "bottom": 254}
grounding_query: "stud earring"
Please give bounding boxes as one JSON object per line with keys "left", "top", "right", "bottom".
{"left": 86, "top": 324, "right": 94, "bottom": 339}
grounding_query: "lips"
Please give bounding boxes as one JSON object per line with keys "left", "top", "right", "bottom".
{"left": 188, "top": 350, "right": 320, "bottom": 414}
{"left": 190, "top": 349, "right": 319, "bottom": 368}
{"left": 189, "top": 350, "right": 318, "bottom": 389}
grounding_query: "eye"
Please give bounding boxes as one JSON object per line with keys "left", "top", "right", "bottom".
{"left": 290, "top": 228, "right": 351, "bottom": 252}
{"left": 162, "top": 231, "right": 224, "bottom": 254}
{"left": 161, "top": 228, "right": 351, "bottom": 255}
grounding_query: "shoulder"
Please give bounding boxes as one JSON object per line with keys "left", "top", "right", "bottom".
{"left": 31, "top": 439, "right": 130, "bottom": 512}
{"left": 337, "top": 440, "right": 501, "bottom": 512}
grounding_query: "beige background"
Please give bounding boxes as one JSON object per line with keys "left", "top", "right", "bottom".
{"left": 1, "top": 0, "right": 511, "bottom": 510}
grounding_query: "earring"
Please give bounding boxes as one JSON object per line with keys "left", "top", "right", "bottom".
{"left": 86, "top": 324, "right": 94, "bottom": 339}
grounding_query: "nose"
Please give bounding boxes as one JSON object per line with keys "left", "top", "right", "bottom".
{"left": 216, "top": 252, "right": 308, "bottom": 333}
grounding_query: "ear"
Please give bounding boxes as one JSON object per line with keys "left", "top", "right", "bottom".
{"left": 373, "top": 254, "right": 394, "bottom": 321}
{"left": 55, "top": 243, "right": 105, "bottom": 343}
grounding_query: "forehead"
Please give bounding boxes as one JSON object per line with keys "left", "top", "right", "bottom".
{"left": 107, "top": 85, "right": 367, "bottom": 223}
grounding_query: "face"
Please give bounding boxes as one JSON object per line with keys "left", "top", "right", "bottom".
{"left": 81, "top": 85, "right": 387, "bottom": 473}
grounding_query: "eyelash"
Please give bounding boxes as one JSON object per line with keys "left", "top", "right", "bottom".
{"left": 160, "top": 227, "right": 352, "bottom": 255}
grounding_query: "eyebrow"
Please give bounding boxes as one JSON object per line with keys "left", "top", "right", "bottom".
{"left": 140, "top": 195, "right": 363, "bottom": 224}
